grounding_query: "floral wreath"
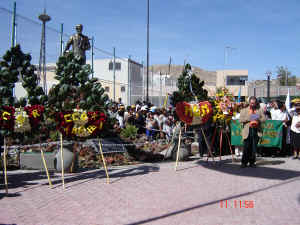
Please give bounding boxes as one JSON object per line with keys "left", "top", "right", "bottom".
{"left": 0, "top": 106, "right": 15, "bottom": 131}
{"left": 213, "top": 87, "right": 235, "bottom": 124}
{"left": 0, "top": 105, "right": 45, "bottom": 133}
{"left": 56, "top": 109, "right": 106, "bottom": 138}
{"left": 24, "top": 105, "right": 45, "bottom": 129}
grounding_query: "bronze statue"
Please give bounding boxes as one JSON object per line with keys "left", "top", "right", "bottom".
{"left": 64, "top": 24, "right": 91, "bottom": 64}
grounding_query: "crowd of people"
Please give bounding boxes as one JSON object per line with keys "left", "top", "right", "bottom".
{"left": 108, "top": 98, "right": 176, "bottom": 142}
{"left": 108, "top": 96, "right": 300, "bottom": 167}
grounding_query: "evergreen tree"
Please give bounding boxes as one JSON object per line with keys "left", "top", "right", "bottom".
{"left": 276, "top": 66, "right": 297, "bottom": 86}
{"left": 0, "top": 44, "right": 46, "bottom": 107}
{"left": 0, "top": 44, "right": 47, "bottom": 138}
{"left": 47, "top": 52, "right": 109, "bottom": 112}
{"left": 170, "top": 64, "right": 208, "bottom": 107}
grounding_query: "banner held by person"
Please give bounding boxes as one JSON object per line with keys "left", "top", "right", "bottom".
{"left": 231, "top": 120, "right": 283, "bottom": 149}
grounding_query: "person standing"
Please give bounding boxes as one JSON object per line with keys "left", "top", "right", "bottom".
{"left": 290, "top": 98, "right": 300, "bottom": 159}
{"left": 232, "top": 104, "right": 243, "bottom": 157}
{"left": 239, "top": 96, "right": 266, "bottom": 168}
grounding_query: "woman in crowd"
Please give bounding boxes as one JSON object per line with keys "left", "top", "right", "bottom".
{"left": 116, "top": 105, "right": 125, "bottom": 128}
{"left": 232, "top": 103, "right": 244, "bottom": 157}
{"left": 290, "top": 98, "right": 300, "bottom": 159}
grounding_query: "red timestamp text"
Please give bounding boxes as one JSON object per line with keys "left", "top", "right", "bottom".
{"left": 220, "top": 200, "right": 254, "bottom": 208}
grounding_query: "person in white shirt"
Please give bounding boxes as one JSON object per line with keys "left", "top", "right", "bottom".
{"left": 116, "top": 105, "right": 125, "bottom": 128}
{"left": 232, "top": 104, "right": 243, "bottom": 157}
{"left": 290, "top": 99, "right": 300, "bottom": 159}
{"left": 269, "top": 100, "right": 278, "bottom": 119}
{"left": 270, "top": 100, "right": 287, "bottom": 121}
{"left": 273, "top": 101, "right": 290, "bottom": 156}
{"left": 123, "top": 106, "right": 130, "bottom": 125}
{"left": 163, "top": 118, "right": 173, "bottom": 141}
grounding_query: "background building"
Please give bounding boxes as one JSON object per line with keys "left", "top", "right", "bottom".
{"left": 14, "top": 58, "right": 144, "bottom": 107}
{"left": 248, "top": 80, "right": 300, "bottom": 98}
{"left": 214, "top": 69, "right": 248, "bottom": 101}
{"left": 91, "top": 58, "right": 143, "bottom": 106}
{"left": 148, "top": 65, "right": 249, "bottom": 103}
{"left": 14, "top": 61, "right": 251, "bottom": 106}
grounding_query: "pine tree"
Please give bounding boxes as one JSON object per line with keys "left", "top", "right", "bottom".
{"left": 47, "top": 52, "right": 109, "bottom": 112}
{"left": 0, "top": 44, "right": 46, "bottom": 107}
{"left": 170, "top": 64, "right": 208, "bottom": 107}
{"left": 0, "top": 44, "right": 47, "bottom": 137}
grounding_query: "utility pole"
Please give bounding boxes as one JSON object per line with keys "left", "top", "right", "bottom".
{"left": 113, "top": 47, "right": 116, "bottom": 102}
{"left": 142, "top": 60, "right": 145, "bottom": 102}
{"left": 266, "top": 71, "right": 271, "bottom": 102}
{"left": 146, "top": 0, "right": 150, "bottom": 103}
{"left": 160, "top": 71, "right": 162, "bottom": 107}
{"left": 11, "top": 2, "right": 17, "bottom": 47}
{"left": 60, "top": 23, "right": 63, "bottom": 56}
{"left": 128, "top": 55, "right": 131, "bottom": 106}
{"left": 285, "top": 66, "right": 288, "bottom": 86}
{"left": 224, "top": 46, "right": 237, "bottom": 67}
{"left": 168, "top": 56, "right": 172, "bottom": 75}
{"left": 91, "top": 36, "right": 94, "bottom": 78}
{"left": 38, "top": 9, "right": 51, "bottom": 94}
{"left": 151, "top": 66, "right": 153, "bottom": 104}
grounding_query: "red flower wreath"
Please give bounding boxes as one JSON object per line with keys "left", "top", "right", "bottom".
{"left": 86, "top": 111, "right": 107, "bottom": 136}
{"left": 24, "top": 105, "right": 45, "bottom": 129}
{"left": 55, "top": 111, "right": 106, "bottom": 138}
{"left": 0, "top": 106, "right": 15, "bottom": 131}
{"left": 55, "top": 111, "right": 74, "bottom": 137}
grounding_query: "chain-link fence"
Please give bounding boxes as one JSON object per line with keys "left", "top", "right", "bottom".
{"left": 1, "top": 6, "right": 179, "bottom": 107}
{"left": 248, "top": 85, "right": 300, "bottom": 98}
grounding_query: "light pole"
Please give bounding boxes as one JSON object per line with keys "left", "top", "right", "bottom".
{"left": 224, "top": 46, "right": 236, "bottom": 67}
{"left": 159, "top": 71, "right": 162, "bottom": 107}
{"left": 11, "top": 1, "right": 16, "bottom": 47}
{"left": 91, "top": 36, "right": 94, "bottom": 78}
{"left": 223, "top": 46, "right": 236, "bottom": 87}
{"left": 128, "top": 55, "right": 131, "bottom": 106}
{"left": 146, "top": 0, "right": 150, "bottom": 103}
{"left": 60, "top": 23, "right": 64, "bottom": 56}
{"left": 113, "top": 47, "right": 116, "bottom": 102}
{"left": 38, "top": 9, "right": 51, "bottom": 94}
{"left": 266, "top": 71, "right": 272, "bottom": 102}
{"left": 285, "top": 66, "right": 288, "bottom": 86}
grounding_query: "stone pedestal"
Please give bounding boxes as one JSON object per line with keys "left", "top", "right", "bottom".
{"left": 20, "top": 152, "right": 56, "bottom": 170}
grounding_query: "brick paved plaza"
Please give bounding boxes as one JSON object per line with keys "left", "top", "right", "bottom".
{"left": 1, "top": 156, "right": 300, "bottom": 225}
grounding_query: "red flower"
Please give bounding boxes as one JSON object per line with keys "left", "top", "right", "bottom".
{"left": 24, "top": 105, "right": 44, "bottom": 128}
{"left": 55, "top": 111, "right": 74, "bottom": 137}
{"left": 0, "top": 106, "right": 15, "bottom": 131}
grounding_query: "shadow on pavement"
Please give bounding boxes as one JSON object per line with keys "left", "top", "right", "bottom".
{"left": 196, "top": 158, "right": 300, "bottom": 180}
{"left": 0, "top": 224, "right": 17, "bottom": 225}
{"left": 125, "top": 176, "right": 300, "bottom": 225}
{"left": 1, "top": 164, "right": 160, "bottom": 192}
{"left": 50, "top": 164, "right": 160, "bottom": 189}
{"left": 0, "top": 171, "right": 59, "bottom": 192}
{"left": 0, "top": 192, "right": 21, "bottom": 200}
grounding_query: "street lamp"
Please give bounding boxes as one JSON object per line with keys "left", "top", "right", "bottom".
{"left": 224, "top": 46, "right": 236, "bottom": 67}
{"left": 285, "top": 66, "right": 288, "bottom": 86}
{"left": 146, "top": 0, "right": 150, "bottom": 103}
{"left": 266, "top": 71, "right": 272, "bottom": 102}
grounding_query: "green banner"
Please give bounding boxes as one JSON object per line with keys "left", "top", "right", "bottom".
{"left": 230, "top": 120, "right": 283, "bottom": 149}
{"left": 230, "top": 120, "right": 243, "bottom": 147}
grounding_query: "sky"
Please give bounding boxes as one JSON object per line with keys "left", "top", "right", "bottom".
{"left": 1, "top": 0, "right": 300, "bottom": 81}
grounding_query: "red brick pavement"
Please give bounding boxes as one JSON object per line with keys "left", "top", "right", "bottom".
{"left": 1, "top": 156, "right": 300, "bottom": 225}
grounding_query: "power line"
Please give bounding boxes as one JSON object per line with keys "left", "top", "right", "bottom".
{"left": 0, "top": 6, "right": 130, "bottom": 61}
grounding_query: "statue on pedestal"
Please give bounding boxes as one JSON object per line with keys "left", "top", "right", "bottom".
{"left": 64, "top": 24, "right": 91, "bottom": 64}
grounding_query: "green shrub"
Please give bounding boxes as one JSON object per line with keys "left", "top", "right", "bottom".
{"left": 120, "top": 125, "right": 138, "bottom": 139}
